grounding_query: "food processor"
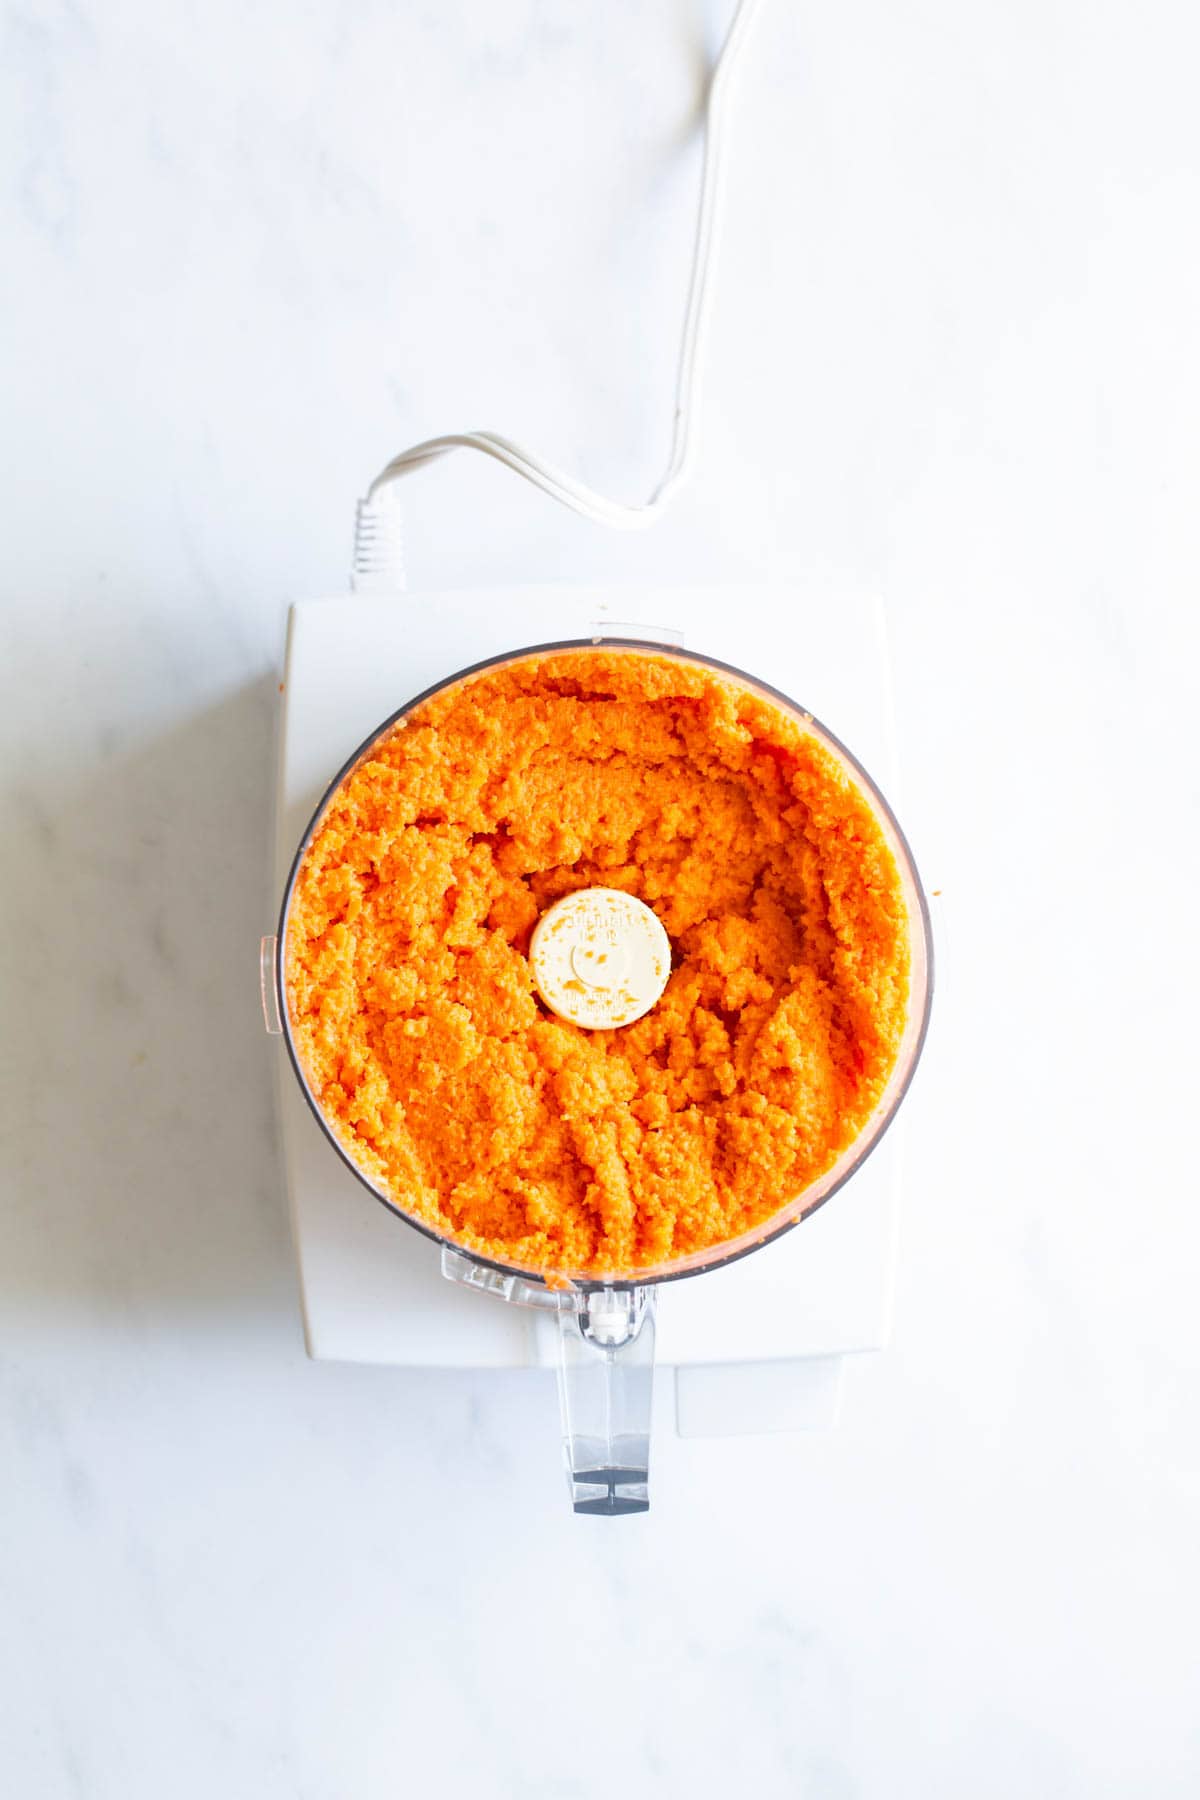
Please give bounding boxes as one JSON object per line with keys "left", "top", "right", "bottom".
{"left": 257, "top": 0, "right": 935, "bottom": 1514}
{"left": 262, "top": 593, "right": 932, "bottom": 1515}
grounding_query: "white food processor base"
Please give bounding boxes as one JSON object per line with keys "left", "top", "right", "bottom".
{"left": 272, "top": 585, "right": 906, "bottom": 1438}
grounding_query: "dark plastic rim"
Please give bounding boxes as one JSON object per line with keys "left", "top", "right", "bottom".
{"left": 277, "top": 636, "right": 934, "bottom": 1293}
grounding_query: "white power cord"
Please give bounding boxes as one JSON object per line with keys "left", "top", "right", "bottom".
{"left": 352, "top": 0, "right": 765, "bottom": 589}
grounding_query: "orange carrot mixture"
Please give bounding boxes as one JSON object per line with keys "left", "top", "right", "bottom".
{"left": 285, "top": 648, "right": 910, "bottom": 1275}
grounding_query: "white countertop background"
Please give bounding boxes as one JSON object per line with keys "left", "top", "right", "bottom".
{"left": 3, "top": 3, "right": 1198, "bottom": 1796}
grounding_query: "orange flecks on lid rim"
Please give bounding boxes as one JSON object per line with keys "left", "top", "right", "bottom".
{"left": 284, "top": 647, "right": 911, "bottom": 1277}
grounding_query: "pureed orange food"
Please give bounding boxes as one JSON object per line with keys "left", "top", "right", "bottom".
{"left": 285, "top": 647, "right": 911, "bottom": 1277}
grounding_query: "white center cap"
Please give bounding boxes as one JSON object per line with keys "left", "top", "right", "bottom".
{"left": 529, "top": 888, "right": 671, "bottom": 1030}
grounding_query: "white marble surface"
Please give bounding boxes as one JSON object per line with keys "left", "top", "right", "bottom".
{"left": 2, "top": 3, "right": 1198, "bottom": 1796}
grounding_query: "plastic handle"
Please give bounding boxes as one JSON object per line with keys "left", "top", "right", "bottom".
{"left": 441, "top": 1252, "right": 659, "bottom": 1514}
{"left": 260, "top": 936, "right": 283, "bottom": 1035}
{"left": 590, "top": 621, "right": 684, "bottom": 648}
{"left": 556, "top": 1287, "right": 657, "bottom": 1516}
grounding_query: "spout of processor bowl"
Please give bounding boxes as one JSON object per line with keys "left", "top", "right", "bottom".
{"left": 556, "top": 1284, "right": 658, "bottom": 1516}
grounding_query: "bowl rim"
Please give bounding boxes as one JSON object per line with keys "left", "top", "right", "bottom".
{"left": 276, "top": 635, "right": 935, "bottom": 1292}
